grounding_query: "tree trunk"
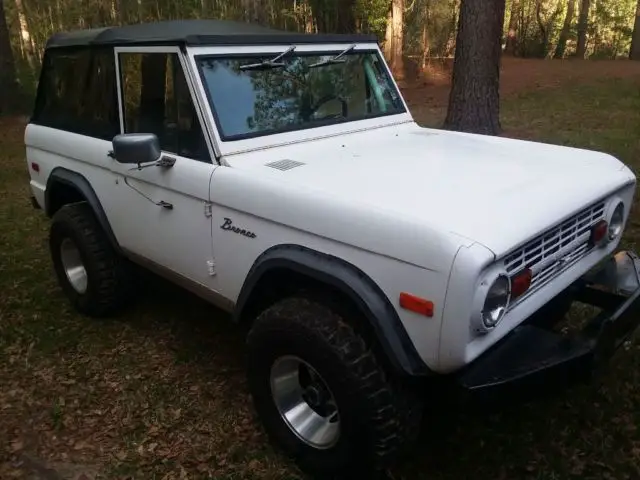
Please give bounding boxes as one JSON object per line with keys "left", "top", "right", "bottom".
{"left": 421, "top": 22, "right": 429, "bottom": 70}
{"left": 505, "top": 0, "right": 520, "bottom": 55}
{"left": 0, "top": 0, "right": 23, "bottom": 115}
{"left": 631, "top": 0, "right": 640, "bottom": 60}
{"left": 576, "top": 0, "right": 590, "bottom": 58}
{"left": 336, "top": 0, "right": 356, "bottom": 33}
{"left": 389, "top": 0, "right": 404, "bottom": 79}
{"left": 384, "top": 6, "right": 393, "bottom": 60}
{"left": 443, "top": 0, "right": 506, "bottom": 136}
{"left": 554, "top": 0, "right": 576, "bottom": 58}
{"left": 14, "top": 0, "right": 35, "bottom": 68}
{"left": 536, "top": 0, "right": 548, "bottom": 57}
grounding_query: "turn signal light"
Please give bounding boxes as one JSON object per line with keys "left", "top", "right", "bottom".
{"left": 511, "top": 268, "right": 532, "bottom": 299}
{"left": 590, "top": 220, "right": 609, "bottom": 246}
{"left": 399, "top": 292, "right": 434, "bottom": 317}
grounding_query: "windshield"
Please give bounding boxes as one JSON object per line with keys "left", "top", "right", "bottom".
{"left": 196, "top": 49, "right": 406, "bottom": 141}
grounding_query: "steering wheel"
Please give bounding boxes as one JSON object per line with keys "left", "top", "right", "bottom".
{"left": 310, "top": 94, "right": 349, "bottom": 120}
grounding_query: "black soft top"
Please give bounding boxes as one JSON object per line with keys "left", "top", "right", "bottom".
{"left": 45, "top": 19, "right": 377, "bottom": 49}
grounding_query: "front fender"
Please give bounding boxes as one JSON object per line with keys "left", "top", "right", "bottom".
{"left": 234, "top": 244, "right": 432, "bottom": 377}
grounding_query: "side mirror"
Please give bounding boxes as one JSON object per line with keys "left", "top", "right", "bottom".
{"left": 111, "top": 133, "right": 161, "bottom": 165}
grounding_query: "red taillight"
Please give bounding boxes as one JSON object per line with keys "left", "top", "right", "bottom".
{"left": 511, "top": 268, "right": 532, "bottom": 299}
{"left": 30, "top": 162, "right": 40, "bottom": 173}
{"left": 591, "top": 220, "right": 608, "bottom": 245}
{"left": 399, "top": 292, "right": 434, "bottom": 317}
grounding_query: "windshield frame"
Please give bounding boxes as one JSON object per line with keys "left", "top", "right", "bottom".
{"left": 191, "top": 43, "right": 409, "bottom": 145}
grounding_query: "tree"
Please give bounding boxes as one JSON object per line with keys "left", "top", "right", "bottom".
{"left": 576, "top": 0, "right": 591, "bottom": 58}
{"left": 505, "top": 0, "right": 521, "bottom": 54}
{"left": 554, "top": 0, "right": 577, "bottom": 58}
{"left": 309, "top": 0, "right": 357, "bottom": 33}
{"left": 14, "top": 0, "right": 35, "bottom": 69}
{"left": 384, "top": 0, "right": 405, "bottom": 78}
{"left": 0, "top": 0, "right": 22, "bottom": 115}
{"left": 535, "top": 0, "right": 564, "bottom": 58}
{"left": 443, "top": 0, "right": 507, "bottom": 135}
{"left": 631, "top": 0, "right": 640, "bottom": 60}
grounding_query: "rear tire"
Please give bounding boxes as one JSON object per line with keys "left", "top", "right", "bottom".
{"left": 49, "top": 202, "right": 133, "bottom": 317}
{"left": 246, "top": 296, "right": 423, "bottom": 478}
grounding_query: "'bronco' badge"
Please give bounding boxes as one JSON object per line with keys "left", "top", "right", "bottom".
{"left": 220, "top": 218, "right": 257, "bottom": 239}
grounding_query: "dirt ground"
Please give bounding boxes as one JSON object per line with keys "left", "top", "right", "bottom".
{"left": 401, "top": 57, "right": 640, "bottom": 124}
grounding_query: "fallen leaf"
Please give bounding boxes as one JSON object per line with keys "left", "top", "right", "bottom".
{"left": 10, "top": 440, "right": 23, "bottom": 452}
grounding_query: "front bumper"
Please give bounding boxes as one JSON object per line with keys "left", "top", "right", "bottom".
{"left": 456, "top": 250, "right": 640, "bottom": 402}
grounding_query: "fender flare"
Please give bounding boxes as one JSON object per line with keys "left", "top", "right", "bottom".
{"left": 45, "top": 167, "right": 121, "bottom": 254}
{"left": 233, "top": 244, "right": 431, "bottom": 377}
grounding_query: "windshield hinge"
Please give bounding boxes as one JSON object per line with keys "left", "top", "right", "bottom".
{"left": 204, "top": 202, "right": 212, "bottom": 218}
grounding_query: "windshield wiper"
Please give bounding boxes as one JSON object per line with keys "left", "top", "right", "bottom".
{"left": 239, "top": 45, "right": 296, "bottom": 71}
{"left": 309, "top": 44, "right": 356, "bottom": 68}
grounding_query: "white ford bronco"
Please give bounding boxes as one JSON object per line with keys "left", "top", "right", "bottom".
{"left": 25, "top": 19, "right": 640, "bottom": 477}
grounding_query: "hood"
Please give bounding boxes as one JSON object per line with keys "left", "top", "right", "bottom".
{"left": 225, "top": 122, "right": 636, "bottom": 258}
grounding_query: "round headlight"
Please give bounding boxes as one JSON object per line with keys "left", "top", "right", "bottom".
{"left": 608, "top": 202, "right": 624, "bottom": 241}
{"left": 481, "top": 275, "right": 511, "bottom": 328}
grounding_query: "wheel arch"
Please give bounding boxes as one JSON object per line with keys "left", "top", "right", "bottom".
{"left": 45, "top": 167, "right": 121, "bottom": 254}
{"left": 233, "top": 244, "right": 431, "bottom": 377}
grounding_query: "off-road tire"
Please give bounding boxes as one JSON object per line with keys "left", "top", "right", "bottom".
{"left": 246, "top": 296, "right": 423, "bottom": 479}
{"left": 49, "top": 202, "right": 132, "bottom": 317}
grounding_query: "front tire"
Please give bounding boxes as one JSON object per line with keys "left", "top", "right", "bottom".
{"left": 49, "top": 202, "right": 132, "bottom": 317}
{"left": 246, "top": 296, "right": 422, "bottom": 478}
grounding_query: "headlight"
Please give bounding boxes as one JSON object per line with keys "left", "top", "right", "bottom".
{"left": 608, "top": 202, "right": 624, "bottom": 241}
{"left": 481, "top": 275, "right": 511, "bottom": 328}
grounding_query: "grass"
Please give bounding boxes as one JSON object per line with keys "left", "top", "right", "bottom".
{"left": 2, "top": 69, "right": 640, "bottom": 479}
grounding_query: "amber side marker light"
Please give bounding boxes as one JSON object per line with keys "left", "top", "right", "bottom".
{"left": 399, "top": 292, "right": 434, "bottom": 317}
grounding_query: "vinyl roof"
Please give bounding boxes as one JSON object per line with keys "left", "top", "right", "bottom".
{"left": 45, "top": 19, "right": 378, "bottom": 49}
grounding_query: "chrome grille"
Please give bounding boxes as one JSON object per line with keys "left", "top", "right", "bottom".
{"left": 504, "top": 201, "right": 606, "bottom": 307}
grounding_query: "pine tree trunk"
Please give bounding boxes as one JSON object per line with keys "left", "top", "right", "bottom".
{"left": 554, "top": 0, "right": 576, "bottom": 58}
{"left": 576, "top": 0, "right": 590, "bottom": 58}
{"left": 384, "top": 6, "right": 393, "bottom": 60}
{"left": 443, "top": 0, "right": 506, "bottom": 136}
{"left": 631, "top": 0, "right": 640, "bottom": 60}
{"left": 536, "top": 0, "right": 548, "bottom": 57}
{"left": 336, "top": 0, "right": 356, "bottom": 33}
{"left": 421, "top": 23, "right": 429, "bottom": 70}
{"left": 390, "top": 0, "right": 404, "bottom": 79}
{"left": 505, "top": 0, "right": 520, "bottom": 55}
{"left": 0, "top": 0, "right": 23, "bottom": 115}
{"left": 14, "top": 0, "right": 35, "bottom": 68}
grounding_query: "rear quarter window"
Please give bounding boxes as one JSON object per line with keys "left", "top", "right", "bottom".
{"left": 32, "top": 47, "right": 119, "bottom": 141}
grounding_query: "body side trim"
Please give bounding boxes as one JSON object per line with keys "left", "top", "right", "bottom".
{"left": 122, "top": 248, "right": 235, "bottom": 312}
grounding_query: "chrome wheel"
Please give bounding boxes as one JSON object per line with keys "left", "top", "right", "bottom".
{"left": 270, "top": 355, "right": 340, "bottom": 449}
{"left": 60, "top": 237, "right": 88, "bottom": 294}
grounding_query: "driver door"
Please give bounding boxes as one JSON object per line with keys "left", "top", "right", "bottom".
{"left": 109, "top": 46, "right": 219, "bottom": 291}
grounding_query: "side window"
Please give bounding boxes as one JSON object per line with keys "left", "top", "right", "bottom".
{"left": 119, "top": 52, "right": 210, "bottom": 162}
{"left": 32, "top": 47, "right": 119, "bottom": 140}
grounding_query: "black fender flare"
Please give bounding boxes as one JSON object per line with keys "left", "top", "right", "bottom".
{"left": 45, "top": 167, "right": 121, "bottom": 254}
{"left": 233, "top": 244, "right": 431, "bottom": 377}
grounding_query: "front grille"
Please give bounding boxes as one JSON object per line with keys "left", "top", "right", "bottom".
{"left": 504, "top": 201, "right": 606, "bottom": 308}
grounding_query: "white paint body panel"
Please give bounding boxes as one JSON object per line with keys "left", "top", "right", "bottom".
{"left": 222, "top": 121, "right": 635, "bottom": 259}
{"left": 24, "top": 41, "right": 638, "bottom": 375}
